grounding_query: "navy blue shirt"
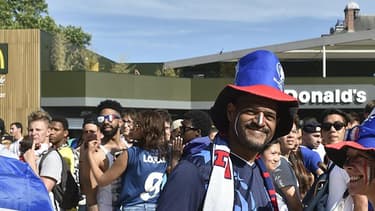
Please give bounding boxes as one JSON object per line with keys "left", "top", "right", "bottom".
{"left": 157, "top": 141, "right": 275, "bottom": 211}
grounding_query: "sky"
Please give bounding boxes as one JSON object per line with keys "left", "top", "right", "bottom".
{"left": 46, "top": 0, "right": 375, "bottom": 63}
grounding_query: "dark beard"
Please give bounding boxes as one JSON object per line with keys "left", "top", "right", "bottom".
{"left": 238, "top": 136, "right": 265, "bottom": 152}
{"left": 236, "top": 122, "right": 269, "bottom": 152}
{"left": 101, "top": 125, "right": 119, "bottom": 140}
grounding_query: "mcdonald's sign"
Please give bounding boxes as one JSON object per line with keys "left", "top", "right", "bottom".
{"left": 0, "top": 44, "right": 8, "bottom": 74}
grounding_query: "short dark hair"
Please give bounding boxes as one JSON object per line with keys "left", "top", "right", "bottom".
{"left": 82, "top": 113, "right": 99, "bottom": 128}
{"left": 51, "top": 117, "right": 69, "bottom": 130}
{"left": 10, "top": 122, "right": 23, "bottom": 133}
{"left": 319, "top": 108, "right": 350, "bottom": 125}
{"left": 96, "top": 99, "right": 122, "bottom": 115}
{"left": 184, "top": 110, "right": 212, "bottom": 137}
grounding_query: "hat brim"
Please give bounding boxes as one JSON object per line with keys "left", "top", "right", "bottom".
{"left": 210, "top": 84, "right": 298, "bottom": 139}
{"left": 325, "top": 138, "right": 375, "bottom": 168}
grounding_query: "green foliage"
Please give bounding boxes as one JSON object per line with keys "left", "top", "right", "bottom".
{"left": 155, "top": 67, "right": 179, "bottom": 77}
{"left": 110, "top": 63, "right": 131, "bottom": 74}
{"left": 0, "top": 0, "right": 91, "bottom": 47}
{"left": 0, "top": 0, "right": 55, "bottom": 31}
{"left": 0, "top": 0, "right": 96, "bottom": 71}
{"left": 51, "top": 32, "right": 68, "bottom": 71}
{"left": 51, "top": 32, "right": 98, "bottom": 71}
{"left": 60, "top": 25, "right": 91, "bottom": 48}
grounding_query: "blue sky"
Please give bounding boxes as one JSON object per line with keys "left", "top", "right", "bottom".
{"left": 46, "top": 0, "right": 375, "bottom": 63}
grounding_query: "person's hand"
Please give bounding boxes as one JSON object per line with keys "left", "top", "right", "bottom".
{"left": 172, "top": 136, "right": 183, "bottom": 158}
{"left": 86, "top": 137, "right": 100, "bottom": 154}
{"left": 23, "top": 147, "right": 38, "bottom": 174}
{"left": 23, "top": 148, "right": 37, "bottom": 163}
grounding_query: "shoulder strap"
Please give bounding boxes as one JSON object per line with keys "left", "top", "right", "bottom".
{"left": 39, "top": 148, "right": 67, "bottom": 184}
{"left": 326, "top": 163, "right": 335, "bottom": 174}
{"left": 38, "top": 148, "right": 55, "bottom": 173}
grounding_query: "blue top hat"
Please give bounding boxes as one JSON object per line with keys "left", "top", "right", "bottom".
{"left": 210, "top": 50, "right": 298, "bottom": 139}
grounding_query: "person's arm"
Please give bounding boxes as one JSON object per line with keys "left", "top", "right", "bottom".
{"left": 40, "top": 177, "right": 57, "bottom": 192}
{"left": 280, "top": 186, "right": 303, "bottom": 211}
{"left": 24, "top": 148, "right": 61, "bottom": 192}
{"left": 352, "top": 194, "right": 368, "bottom": 211}
{"left": 87, "top": 141, "right": 128, "bottom": 186}
{"left": 79, "top": 146, "right": 98, "bottom": 208}
{"left": 39, "top": 151, "right": 62, "bottom": 192}
{"left": 273, "top": 157, "right": 303, "bottom": 211}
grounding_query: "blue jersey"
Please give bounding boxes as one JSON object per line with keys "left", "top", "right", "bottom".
{"left": 157, "top": 138, "right": 276, "bottom": 211}
{"left": 118, "top": 146, "right": 167, "bottom": 207}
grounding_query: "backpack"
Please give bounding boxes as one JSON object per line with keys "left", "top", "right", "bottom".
{"left": 39, "top": 148, "right": 80, "bottom": 209}
{"left": 302, "top": 163, "right": 335, "bottom": 211}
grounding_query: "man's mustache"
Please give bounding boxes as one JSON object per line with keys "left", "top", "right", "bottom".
{"left": 244, "top": 122, "right": 269, "bottom": 134}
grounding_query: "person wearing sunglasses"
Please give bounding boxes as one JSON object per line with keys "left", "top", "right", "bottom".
{"left": 325, "top": 108, "right": 375, "bottom": 211}
{"left": 175, "top": 110, "right": 213, "bottom": 160}
{"left": 86, "top": 99, "right": 127, "bottom": 211}
{"left": 320, "top": 108, "right": 368, "bottom": 211}
{"left": 167, "top": 110, "right": 213, "bottom": 173}
{"left": 88, "top": 110, "right": 168, "bottom": 211}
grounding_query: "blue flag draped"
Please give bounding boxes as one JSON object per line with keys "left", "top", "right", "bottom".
{"left": 0, "top": 155, "right": 53, "bottom": 211}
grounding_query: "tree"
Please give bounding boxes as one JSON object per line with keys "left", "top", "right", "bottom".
{"left": 110, "top": 63, "right": 131, "bottom": 74}
{"left": 0, "top": 0, "right": 91, "bottom": 47}
{"left": 51, "top": 32, "right": 68, "bottom": 71}
{"left": 0, "top": 0, "right": 57, "bottom": 32}
{"left": 59, "top": 25, "right": 91, "bottom": 48}
{"left": 155, "top": 67, "right": 179, "bottom": 77}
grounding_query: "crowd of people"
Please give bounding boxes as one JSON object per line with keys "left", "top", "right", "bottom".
{"left": 0, "top": 50, "right": 374, "bottom": 211}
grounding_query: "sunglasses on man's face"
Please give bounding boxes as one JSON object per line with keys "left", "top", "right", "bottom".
{"left": 321, "top": 121, "right": 346, "bottom": 131}
{"left": 97, "top": 114, "right": 120, "bottom": 123}
{"left": 180, "top": 125, "right": 198, "bottom": 134}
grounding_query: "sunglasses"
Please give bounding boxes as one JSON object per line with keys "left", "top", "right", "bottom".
{"left": 97, "top": 114, "right": 120, "bottom": 123}
{"left": 321, "top": 121, "right": 346, "bottom": 131}
{"left": 180, "top": 125, "right": 198, "bottom": 134}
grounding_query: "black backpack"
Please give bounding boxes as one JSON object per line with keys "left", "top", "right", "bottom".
{"left": 39, "top": 148, "right": 80, "bottom": 209}
{"left": 302, "top": 164, "right": 335, "bottom": 211}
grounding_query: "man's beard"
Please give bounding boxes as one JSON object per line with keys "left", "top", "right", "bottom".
{"left": 101, "top": 125, "right": 119, "bottom": 139}
{"left": 236, "top": 120, "right": 270, "bottom": 152}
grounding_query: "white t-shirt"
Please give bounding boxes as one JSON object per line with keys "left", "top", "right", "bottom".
{"left": 9, "top": 137, "right": 23, "bottom": 157}
{"left": 327, "top": 164, "right": 353, "bottom": 211}
{"left": 38, "top": 150, "right": 63, "bottom": 211}
{"left": 313, "top": 143, "right": 326, "bottom": 162}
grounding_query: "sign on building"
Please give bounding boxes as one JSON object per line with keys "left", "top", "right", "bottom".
{"left": 0, "top": 44, "right": 8, "bottom": 74}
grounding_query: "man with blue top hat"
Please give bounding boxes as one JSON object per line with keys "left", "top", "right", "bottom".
{"left": 157, "top": 50, "right": 299, "bottom": 211}
{"left": 325, "top": 108, "right": 375, "bottom": 210}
